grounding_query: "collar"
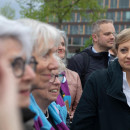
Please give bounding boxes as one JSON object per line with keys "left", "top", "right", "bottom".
{"left": 106, "top": 59, "right": 127, "bottom": 104}
{"left": 92, "top": 46, "right": 111, "bottom": 57}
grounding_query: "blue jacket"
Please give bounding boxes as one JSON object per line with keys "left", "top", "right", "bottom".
{"left": 72, "top": 59, "right": 130, "bottom": 130}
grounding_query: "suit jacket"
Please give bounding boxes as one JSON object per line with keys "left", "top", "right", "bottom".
{"left": 65, "top": 68, "right": 82, "bottom": 118}
{"left": 72, "top": 59, "right": 130, "bottom": 130}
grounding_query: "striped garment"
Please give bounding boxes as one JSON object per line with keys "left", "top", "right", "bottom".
{"left": 29, "top": 94, "right": 69, "bottom": 130}
{"left": 56, "top": 72, "right": 71, "bottom": 108}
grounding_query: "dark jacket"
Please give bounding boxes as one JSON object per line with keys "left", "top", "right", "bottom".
{"left": 67, "top": 46, "right": 109, "bottom": 88}
{"left": 21, "top": 108, "right": 36, "bottom": 130}
{"left": 71, "top": 59, "right": 130, "bottom": 130}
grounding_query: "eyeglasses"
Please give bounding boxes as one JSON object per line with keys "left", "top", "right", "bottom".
{"left": 49, "top": 74, "right": 64, "bottom": 83}
{"left": 11, "top": 56, "right": 38, "bottom": 78}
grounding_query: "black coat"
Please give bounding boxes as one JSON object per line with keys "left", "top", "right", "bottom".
{"left": 67, "top": 46, "right": 109, "bottom": 88}
{"left": 71, "top": 59, "right": 130, "bottom": 130}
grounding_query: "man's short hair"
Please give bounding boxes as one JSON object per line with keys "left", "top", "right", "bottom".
{"left": 92, "top": 19, "right": 113, "bottom": 34}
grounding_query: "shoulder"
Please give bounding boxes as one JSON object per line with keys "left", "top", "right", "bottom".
{"left": 65, "top": 69, "right": 80, "bottom": 80}
{"left": 87, "top": 68, "right": 108, "bottom": 84}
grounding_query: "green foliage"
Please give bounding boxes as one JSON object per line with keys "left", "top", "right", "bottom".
{"left": 17, "top": 0, "right": 107, "bottom": 51}
{"left": 0, "top": 2, "right": 15, "bottom": 19}
{"left": 80, "top": 36, "right": 93, "bottom": 51}
{"left": 17, "top": 0, "right": 106, "bottom": 27}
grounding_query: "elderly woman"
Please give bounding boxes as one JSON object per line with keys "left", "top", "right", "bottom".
{"left": 72, "top": 28, "right": 130, "bottom": 130}
{"left": 0, "top": 16, "right": 37, "bottom": 130}
{"left": 57, "top": 31, "right": 82, "bottom": 120}
{"left": 18, "top": 18, "right": 69, "bottom": 130}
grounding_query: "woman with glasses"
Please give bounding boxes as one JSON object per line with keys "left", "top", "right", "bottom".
{"left": 18, "top": 18, "right": 69, "bottom": 130}
{"left": 0, "top": 16, "right": 37, "bottom": 130}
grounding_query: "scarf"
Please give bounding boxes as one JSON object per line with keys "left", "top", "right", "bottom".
{"left": 29, "top": 94, "right": 69, "bottom": 130}
{"left": 57, "top": 72, "right": 71, "bottom": 108}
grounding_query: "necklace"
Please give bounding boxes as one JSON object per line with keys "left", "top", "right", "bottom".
{"left": 45, "top": 109, "right": 49, "bottom": 119}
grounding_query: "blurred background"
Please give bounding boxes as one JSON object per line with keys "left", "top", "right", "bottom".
{"left": 1, "top": 0, "right": 130, "bottom": 57}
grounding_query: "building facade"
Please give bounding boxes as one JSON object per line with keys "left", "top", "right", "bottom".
{"left": 50, "top": 0, "right": 130, "bottom": 54}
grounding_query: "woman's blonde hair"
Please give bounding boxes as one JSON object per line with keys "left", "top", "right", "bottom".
{"left": 115, "top": 28, "right": 130, "bottom": 50}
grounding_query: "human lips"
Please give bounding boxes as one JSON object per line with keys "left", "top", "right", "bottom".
{"left": 125, "top": 61, "right": 130, "bottom": 65}
{"left": 108, "top": 41, "right": 114, "bottom": 44}
{"left": 19, "top": 89, "right": 30, "bottom": 96}
{"left": 49, "top": 87, "right": 59, "bottom": 95}
{"left": 58, "top": 49, "right": 64, "bottom": 54}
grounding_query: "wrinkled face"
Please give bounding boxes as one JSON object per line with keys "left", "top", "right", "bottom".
{"left": 32, "top": 69, "right": 60, "bottom": 104}
{"left": 117, "top": 40, "right": 130, "bottom": 72}
{"left": 0, "top": 38, "right": 35, "bottom": 108}
{"left": 95, "top": 23, "right": 115, "bottom": 51}
{"left": 32, "top": 40, "right": 59, "bottom": 93}
{"left": 57, "top": 37, "right": 65, "bottom": 59}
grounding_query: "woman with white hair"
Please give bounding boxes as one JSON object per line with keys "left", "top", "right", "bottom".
{"left": 18, "top": 18, "right": 69, "bottom": 130}
{"left": 0, "top": 15, "right": 37, "bottom": 130}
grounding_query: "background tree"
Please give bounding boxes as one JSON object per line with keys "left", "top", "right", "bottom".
{"left": 17, "top": 0, "right": 106, "bottom": 28}
{"left": 0, "top": 2, "right": 15, "bottom": 19}
{"left": 17, "top": 0, "right": 107, "bottom": 49}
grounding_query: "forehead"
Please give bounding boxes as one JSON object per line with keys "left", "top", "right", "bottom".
{"left": 61, "top": 36, "right": 64, "bottom": 42}
{"left": 0, "top": 38, "right": 23, "bottom": 58}
{"left": 99, "top": 23, "right": 115, "bottom": 33}
{"left": 118, "top": 40, "right": 130, "bottom": 48}
{"left": 43, "top": 39, "right": 57, "bottom": 54}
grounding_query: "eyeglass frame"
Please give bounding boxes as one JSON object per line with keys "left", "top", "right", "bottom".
{"left": 49, "top": 73, "right": 64, "bottom": 83}
{"left": 11, "top": 56, "right": 38, "bottom": 78}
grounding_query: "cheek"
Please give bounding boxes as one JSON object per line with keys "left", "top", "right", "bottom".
{"left": 36, "top": 61, "right": 46, "bottom": 73}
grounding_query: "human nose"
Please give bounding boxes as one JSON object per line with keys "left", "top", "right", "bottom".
{"left": 54, "top": 76, "right": 61, "bottom": 85}
{"left": 22, "top": 65, "right": 36, "bottom": 81}
{"left": 127, "top": 50, "right": 130, "bottom": 58}
{"left": 110, "top": 33, "right": 115, "bottom": 39}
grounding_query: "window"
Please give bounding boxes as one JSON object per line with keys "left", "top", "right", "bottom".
{"left": 70, "top": 12, "right": 76, "bottom": 22}
{"left": 120, "top": 25, "right": 125, "bottom": 32}
{"left": 117, "top": 12, "right": 121, "bottom": 21}
{"left": 79, "top": 25, "right": 83, "bottom": 34}
{"left": 126, "top": 11, "right": 130, "bottom": 21}
{"left": 110, "top": 0, "right": 117, "bottom": 8}
{"left": 68, "top": 37, "right": 72, "bottom": 45}
{"left": 83, "top": 38, "right": 88, "bottom": 45}
{"left": 105, "top": 0, "right": 109, "bottom": 6}
{"left": 106, "top": 12, "right": 115, "bottom": 20}
{"left": 119, "top": 0, "right": 129, "bottom": 8}
{"left": 85, "top": 25, "right": 91, "bottom": 35}
{"left": 62, "top": 25, "right": 68, "bottom": 34}
{"left": 73, "top": 37, "right": 81, "bottom": 45}
{"left": 70, "top": 25, "right": 78, "bottom": 34}
{"left": 114, "top": 25, "right": 119, "bottom": 33}
{"left": 77, "top": 12, "right": 80, "bottom": 22}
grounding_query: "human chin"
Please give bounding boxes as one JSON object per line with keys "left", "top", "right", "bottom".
{"left": 18, "top": 95, "right": 30, "bottom": 108}
{"left": 49, "top": 89, "right": 60, "bottom": 101}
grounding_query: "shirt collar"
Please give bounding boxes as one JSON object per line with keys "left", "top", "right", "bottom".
{"left": 92, "top": 46, "right": 111, "bottom": 57}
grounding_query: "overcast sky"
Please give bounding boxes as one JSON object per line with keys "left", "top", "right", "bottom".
{"left": 1, "top": 0, "right": 21, "bottom": 19}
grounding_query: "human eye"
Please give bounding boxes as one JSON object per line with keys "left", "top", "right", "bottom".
{"left": 42, "top": 53, "right": 49, "bottom": 59}
{"left": 120, "top": 48, "right": 128, "bottom": 54}
{"left": 104, "top": 32, "right": 111, "bottom": 36}
{"left": 61, "top": 42, "right": 65, "bottom": 46}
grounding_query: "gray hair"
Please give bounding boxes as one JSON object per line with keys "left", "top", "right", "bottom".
{"left": 59, "top": 30, "right": 68, "bottom": 66}
{"left": 17, "top": 18, "right": 61, "bottom": 57}
{"left": 53, "top": 54, "right": 66, "bottom": 73}
{"left": 92, "top": 19, "right": 113, "bottom": 34}
{"left": 0, "top": 15, "right": 33, "bottom": 59}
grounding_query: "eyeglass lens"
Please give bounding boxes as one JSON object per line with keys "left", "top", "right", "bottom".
{"left": 12, "top": 56, "right": 38, "bottom": 78}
